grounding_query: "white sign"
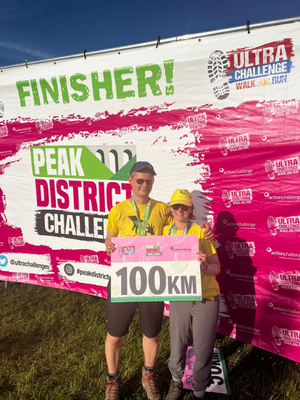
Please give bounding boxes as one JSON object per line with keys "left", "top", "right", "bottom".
{"left": 111, "top": 235, "right": 202, "bottom": 302}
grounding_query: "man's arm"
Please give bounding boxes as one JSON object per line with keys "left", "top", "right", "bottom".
{"left": 105, "top": 231, "right": 118, "bottom": 256}
{"left": 200, "top": 223, "right": 214, "bottom": 241}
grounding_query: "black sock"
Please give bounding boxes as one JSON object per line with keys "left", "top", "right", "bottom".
{"left": 108, "top": 372, "right": 119, "bottom": 381}
{"left": 144, "top": 365, "right": 155, "bottom": 373}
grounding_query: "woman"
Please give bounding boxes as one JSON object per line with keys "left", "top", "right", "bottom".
{"left": 164, "top": 189, "right": 220, "bottom": 400}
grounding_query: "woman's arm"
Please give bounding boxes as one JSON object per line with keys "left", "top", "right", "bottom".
{"left": 197, "top": 251, "right": 221, "bottom": 276}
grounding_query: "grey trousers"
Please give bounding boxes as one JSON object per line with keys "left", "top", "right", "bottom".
{"left": 168, "top": 297, "right": 220, "bottom": 391}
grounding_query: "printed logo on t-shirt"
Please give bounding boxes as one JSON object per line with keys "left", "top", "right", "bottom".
{"left": 128, "top": 216, "right": 155, "bottom": 235}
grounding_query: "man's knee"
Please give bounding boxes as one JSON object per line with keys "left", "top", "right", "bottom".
{"left": 106, "top": 333, "right": 123, "bottom": 346}
{"left": 143, "top": 334, "right": 159, "bottom": 343}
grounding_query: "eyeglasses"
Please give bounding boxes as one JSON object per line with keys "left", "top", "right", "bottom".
{"left": 171, "top": 204, "right": 190, "bottom": 211}
{"left": 133, "top": 178, "right": 154, "bottom": 186}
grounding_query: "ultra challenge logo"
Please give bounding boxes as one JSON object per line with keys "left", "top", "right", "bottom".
{"left": 228, "top": 39, "right": 294, "bottom": 91}
{"left": 207, "top": 39, "right": 293, "bottom": 99}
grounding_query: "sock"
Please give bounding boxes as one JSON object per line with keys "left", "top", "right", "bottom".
{"left": 193, "top": 389, "right": 205, "bottom": 398}
{"left": 172, "top": 376, "right": 181, "bottom": 382}
{"left": 108, "top": 372, "right": 119, "bottom": 381}
{"left": 144, "top": 365, "right": 155, "bottom": 374}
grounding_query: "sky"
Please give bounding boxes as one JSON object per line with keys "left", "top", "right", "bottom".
{"left": 1, "top": 0, "right": 300, "bottom": 68}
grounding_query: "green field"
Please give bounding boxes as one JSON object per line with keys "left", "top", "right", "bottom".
{"left": 0, "top": 283, "right": 299, "bottom": 400}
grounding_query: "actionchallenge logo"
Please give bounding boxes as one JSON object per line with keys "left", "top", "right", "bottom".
{"left": 207, "top": 39, "right": 294, "bottom": 99}
{"left": 32, "top": 145, "right": 135, "bottom": 243}
{"left": 266, "top": 246, "right": 300, "bottom": 261}
{"left": 264, "top": 192, "right": 300, "bottom": 203}
{"left": 225, "top": 269, "right": 258, "bottom": 283}
{"left": 268, "top": 302, "right": 300, "bottom": 318}
{"left": 227, "top": 319, "right": 261, "bottom": 337}
{"left": 219, "top": 167, "right": 253, "bottom": 176}
{"left": 220, "top": 218, "right": 256, "bottom": 230}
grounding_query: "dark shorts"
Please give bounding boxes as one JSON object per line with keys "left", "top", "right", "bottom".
{"left": 105, "top": 280, "right": 164, "bottom": 338}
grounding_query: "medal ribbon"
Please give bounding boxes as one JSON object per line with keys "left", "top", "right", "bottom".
{"left": 168, "top": 220, "right": 192, "bottom": 236}
{"left": 130, "top": 198, "right": 151, "bottom": 236}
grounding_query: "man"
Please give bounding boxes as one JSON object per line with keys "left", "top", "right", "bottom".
{"left": 104, "top": 161, "right": 213, "bottom": 400}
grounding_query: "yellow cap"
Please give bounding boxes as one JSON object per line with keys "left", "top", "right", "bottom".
{"left": 170, "top": 189, "right": 193, "bottom": 207}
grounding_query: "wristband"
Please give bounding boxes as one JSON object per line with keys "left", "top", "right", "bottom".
{"left": 201, "top": 262, "right": 208, "bottom": 272}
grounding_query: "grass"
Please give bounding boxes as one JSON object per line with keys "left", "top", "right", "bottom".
{"left": 0, "top": 282, "right": 299, "bottom": 400}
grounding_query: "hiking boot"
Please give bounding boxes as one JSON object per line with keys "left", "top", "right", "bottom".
{"left": 193, "top": 389, "right": 206, "bottom": 399}
{"left": 165, "top": 379, "right": 183, "bottom": 400}
{"left": 141, "top": 367, "right": 162, "bottom": 400}
{"left": 105, "top": 374, "right": 121, "bottom": 400}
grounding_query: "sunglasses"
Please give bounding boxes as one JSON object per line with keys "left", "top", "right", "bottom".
{"left": 133, "top": 178, "right": 154, "bottom": 186}
{"left": 171, "top": 204, "right": 190, "bottom": 211}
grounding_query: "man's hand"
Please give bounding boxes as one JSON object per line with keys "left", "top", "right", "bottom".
{"left": 105, "top": 241, "right": 116, "bottom": 256}
{"left": 105, "top": 231, "right": 118, "bottom": 256}
{"left": 200, "top": 223, "right": 214, "bottom": 241}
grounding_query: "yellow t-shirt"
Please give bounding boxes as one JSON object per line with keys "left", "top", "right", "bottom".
{"left": 107, "top": 198, "right": 171, "bottom": 237}
{"left": 163, "top": 222, "right": 220, "bottom": 301}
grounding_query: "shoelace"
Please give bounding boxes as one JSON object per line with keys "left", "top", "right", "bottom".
{"left": 144, "top": 373, "right": 159, "bottom": 394}
{"left": 106, "top": 380, "right": 119, "bottom": 398}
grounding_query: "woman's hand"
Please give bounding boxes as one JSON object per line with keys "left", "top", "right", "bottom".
{"left": 197, "top": 251, "right": 221, "bottom": 275}
{"left": 197, "top": 251, "right": 208, "bottom": 271}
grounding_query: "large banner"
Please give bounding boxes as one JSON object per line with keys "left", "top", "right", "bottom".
{"left": 0, "top": 20, "right": 299, "bottom": 362}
